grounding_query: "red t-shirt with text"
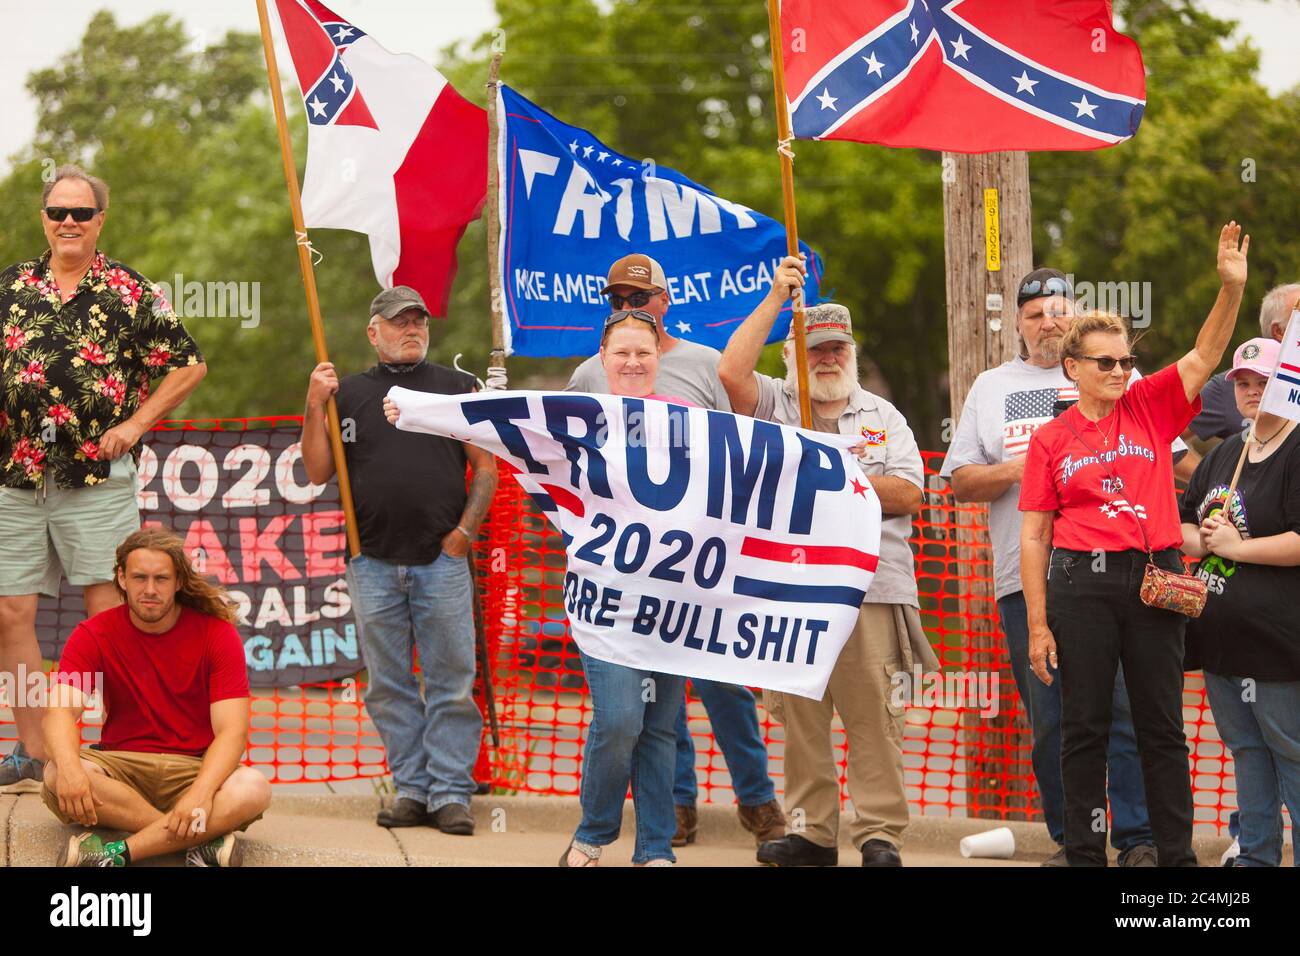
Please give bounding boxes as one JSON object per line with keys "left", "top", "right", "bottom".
{"left": 1019, "top": 365, "right": 1200, "bottom": 552}
{"left": 53, "top": 605, "right": 249, "bottom": 756}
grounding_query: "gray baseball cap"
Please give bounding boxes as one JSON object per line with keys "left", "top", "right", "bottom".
{"left": 370, "top": 285, "right": 430, "bottom": 321}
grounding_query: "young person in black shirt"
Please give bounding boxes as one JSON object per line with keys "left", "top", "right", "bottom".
{"left": 1180, "top": 337, "right": 1300, "bottom": 867}
{"left": 300, "top": 286, "right": 497, "bottom": 835}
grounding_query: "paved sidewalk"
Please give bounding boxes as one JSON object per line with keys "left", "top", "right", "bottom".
{"left": 1, "top": 787, "right": 1247, "bottom": 867}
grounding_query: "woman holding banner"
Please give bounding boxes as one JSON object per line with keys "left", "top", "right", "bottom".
{"left": 1019, "top": 222, "right": 1249, "bottom": 866}
{"left": 1179, "top": 336, "right": 1300, "bottom": 867}
{"left": 384, "top": 308, "right": 690, "bottom": 866}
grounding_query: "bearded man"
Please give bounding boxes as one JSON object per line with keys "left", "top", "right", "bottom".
{"left": 718, "top": 255, "right": 938, "bottom": 867}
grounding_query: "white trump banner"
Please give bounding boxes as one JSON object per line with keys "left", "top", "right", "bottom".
{"left": 1261, "top": 309, "right": 1300, "bottom": 422}
{"left": 387, "top": 388, "right": 882, "bottom": 699}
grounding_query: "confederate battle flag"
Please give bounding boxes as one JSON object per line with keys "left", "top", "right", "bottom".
{"left": 781, "top": 0, "right": 1147, "bottom": 153}
{"left": 272, "top": 0, "right": 487, "bottom": 314}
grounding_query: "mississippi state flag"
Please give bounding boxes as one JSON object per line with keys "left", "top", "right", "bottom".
{"left": 272, "top": 0, "right": 487, "bottom": 314}
{"left": 782, "top": 0, "right": 1146, "bottom": 152}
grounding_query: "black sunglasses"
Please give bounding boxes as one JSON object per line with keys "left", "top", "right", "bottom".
{"left": 608, "top": 289, "right": 657, "bottom": 310}
{"left": 1017, "top": 276, "right": 1071, "bottom": 305}
{"left": 604, "top": 309, "right": 657, "bottom": 328}
{"left": 1080, "top": 354, "right": 1137, "bottom": 372}
{"left": 44, "top": 206, "right": 98, "bottom": 223}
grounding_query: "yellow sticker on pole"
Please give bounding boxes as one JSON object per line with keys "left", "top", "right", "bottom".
{"left": 984, "top": 187, "right": 1000, "bottom": 272}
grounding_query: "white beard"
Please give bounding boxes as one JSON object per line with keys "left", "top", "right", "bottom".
{"left": 785, "top": 359, "right": 857, "bottom": 403}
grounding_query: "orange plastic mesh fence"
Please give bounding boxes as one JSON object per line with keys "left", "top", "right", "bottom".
{"left": 0, "top": 422, "right": 1243, "bottom": 836}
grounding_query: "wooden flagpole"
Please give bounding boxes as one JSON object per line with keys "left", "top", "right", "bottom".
{"left": 1224, "top": 416, "right": 1258, "bottom": 499}
{"left": 765, "top": 0, "right": 812, "bottom": 428}
{"left": 485, "top": 52, "right": 507, "bottom": 386}
{"left": 255, "top": 0, "right": 362, "bottom": 557}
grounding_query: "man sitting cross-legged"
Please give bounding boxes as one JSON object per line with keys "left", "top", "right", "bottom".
{"left": 41, "top": 527, "right": 271, "bottom": 867}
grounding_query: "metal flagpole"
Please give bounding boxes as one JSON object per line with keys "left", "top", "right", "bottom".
{"left": 765, "top": 0, "right": 813, "bottom": 429}
{"left": 255, "top": 0, "right": 361, "bottom": 557}
{"left": 484, "top": 52, "right": 509, "bottom": 391}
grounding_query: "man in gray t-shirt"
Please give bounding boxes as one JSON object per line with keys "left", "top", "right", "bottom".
{"left": 940, "top": 268, "right": 1160, "bottom": 865}
{"left": 565, "top": 253, "right": 783, "bottom": 849}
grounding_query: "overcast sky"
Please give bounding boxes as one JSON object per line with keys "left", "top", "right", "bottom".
{"left": 0, "top": 0, "right": 497, "bottom": 172}
{"left": 0, "top": 0, "right": 1296, "bottom": 173}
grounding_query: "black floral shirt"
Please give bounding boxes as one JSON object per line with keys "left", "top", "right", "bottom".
{"left": 1, "top": 250, "right": 203, "bottom": 489}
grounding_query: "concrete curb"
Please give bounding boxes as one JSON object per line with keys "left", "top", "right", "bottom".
{"left": 2, "top": 791, "right": 1238, "bottom": 866}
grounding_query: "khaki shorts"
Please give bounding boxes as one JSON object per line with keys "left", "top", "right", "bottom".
{"left": 41, "top": 749, "right": 263, "bottom": 831}
{"left": 0, "top": 456, "right": 141, "bottom": 596}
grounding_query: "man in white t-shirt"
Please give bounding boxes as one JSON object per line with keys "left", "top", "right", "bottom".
{"left": 565, "top": 254, "right": 785, "bottom": 849}
{"left": 940, "top": 268, "right": 1192, "bottom": 867}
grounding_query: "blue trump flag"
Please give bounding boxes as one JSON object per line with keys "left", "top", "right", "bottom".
{"left": 495, "top": 85, "right": 824, "bottom": 357}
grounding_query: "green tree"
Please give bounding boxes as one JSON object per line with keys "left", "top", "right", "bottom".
{"left": 1033, "top": 1, "right": 1300, "bottom": 369}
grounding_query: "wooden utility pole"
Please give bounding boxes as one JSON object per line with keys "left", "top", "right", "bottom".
{"left": 942, "top": 150, "right": 1032, "bottom": 821}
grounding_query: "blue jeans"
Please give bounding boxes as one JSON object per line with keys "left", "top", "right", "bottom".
{"left": 576, "top": 651, "right": 687, "bottom": 864}
{"left": 673, "top": 680, "right": 777, "bottom": 808}
{"left": 347, "top": 553, "right": 482, "bottom": 812}
{"left": 998, "top": 591, "right": 1154, "bottom": 849}
{"left": 1204, "top": 671, "right": 1300, "bottom": 867}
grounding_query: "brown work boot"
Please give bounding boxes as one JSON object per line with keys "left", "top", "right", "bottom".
{"left": 737, "top": 799, "right": 786, "bottom": 846}
{"left": 673, "top": 805, "right": 698, "bottom": 847}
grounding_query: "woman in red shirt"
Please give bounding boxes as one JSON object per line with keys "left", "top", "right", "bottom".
{"left": 1019, "top": 222, "right": 1250, "bottom": 866}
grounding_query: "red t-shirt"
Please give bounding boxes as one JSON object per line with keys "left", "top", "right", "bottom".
{"left": 53, "top": 605, "right": 249, "bottom": 756}
{"left": 1019, "top": 364, "right": 1201, "bottom": 552}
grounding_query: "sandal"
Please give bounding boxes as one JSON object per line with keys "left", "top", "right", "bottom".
{"left": 559, "top": 840, "right": 602, "bottom": 867}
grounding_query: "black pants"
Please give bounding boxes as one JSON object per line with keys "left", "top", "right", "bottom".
{"left": 1047, "top": 547, "right": 1196, "bottom": 867}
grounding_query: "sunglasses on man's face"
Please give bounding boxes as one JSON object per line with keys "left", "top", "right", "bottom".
{"left": 1080, "top": 354, "right": 1136, "bottom": 372}
{"left": 44, "top": 206, "right": 98, "bottom": 223}
{"left": 608, "top": 290, "right": 657, "bottom": 310}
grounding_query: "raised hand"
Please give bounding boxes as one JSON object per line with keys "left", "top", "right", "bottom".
{"left": 768, "top": 253, "right": 807, "bottom": 305}
{"left": 1217, "top": 221, "right": 1249, "bottom": 288}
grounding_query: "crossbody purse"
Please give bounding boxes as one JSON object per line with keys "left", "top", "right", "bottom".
{"left": 1060, "top": 409, "right": 1207, "bottom": 618}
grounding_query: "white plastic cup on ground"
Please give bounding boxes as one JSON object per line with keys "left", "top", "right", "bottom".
{"left": 959, "top": 827, "right": 1016, "bottom": 859}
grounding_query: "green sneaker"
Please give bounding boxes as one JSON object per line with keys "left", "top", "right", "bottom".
{"left": 58, "top": 832, "right": 126, "bottom": 867}
{"left": 186, "top": 833, "right": 242, "bottom": 867}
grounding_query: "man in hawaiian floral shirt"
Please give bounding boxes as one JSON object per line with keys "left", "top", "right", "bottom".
{"left": 0, "top": 165, "right": 207, "bottom": 792}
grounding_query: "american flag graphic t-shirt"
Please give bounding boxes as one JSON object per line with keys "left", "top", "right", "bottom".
{"left": 1002, "top": 385, "right": 1079, "bottom": 457}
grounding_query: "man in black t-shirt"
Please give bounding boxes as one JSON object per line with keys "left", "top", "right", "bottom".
{"left": 300, "top": 286, "right": 497, "bottom": 835}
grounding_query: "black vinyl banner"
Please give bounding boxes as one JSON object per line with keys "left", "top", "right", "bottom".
{"left": 38, "top": 427, "right": 361, "bottom": 687}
